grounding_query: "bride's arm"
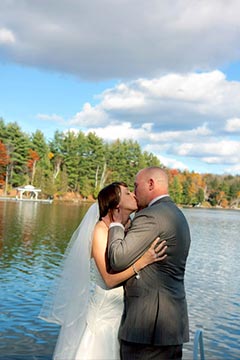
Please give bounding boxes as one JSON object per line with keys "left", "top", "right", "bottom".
{"left": 92, "top": 223, "right": 167, "bottom": 289}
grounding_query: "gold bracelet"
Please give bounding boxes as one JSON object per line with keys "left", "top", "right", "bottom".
{"left": 132, "top": 263, "right": 140, "bottom": 280}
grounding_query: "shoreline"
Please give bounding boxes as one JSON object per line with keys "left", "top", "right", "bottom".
{"left": 0, "top": 195, "right": 239, "bottom": 210}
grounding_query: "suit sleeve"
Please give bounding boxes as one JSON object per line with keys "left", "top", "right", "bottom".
{"left": 108, "top": 211, "right": 159, "bottom": 271}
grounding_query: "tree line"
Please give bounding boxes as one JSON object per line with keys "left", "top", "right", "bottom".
{"left": 0, "top": 118, "right": 240, "bottom": 208}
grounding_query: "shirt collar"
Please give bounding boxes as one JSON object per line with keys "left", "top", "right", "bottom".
{"left": 148, "top": 194, "right": 169, "bottom": 207}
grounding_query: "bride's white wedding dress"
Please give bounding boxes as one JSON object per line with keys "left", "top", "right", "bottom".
{"left": 39, "top": 203, "right": 123, "bottom": 360}
{"left": 74, "top": 259, "right": 123, "bottom": 360}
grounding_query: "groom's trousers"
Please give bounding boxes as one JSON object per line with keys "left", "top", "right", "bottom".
{"left": 120, "top": 340, "right": 183, "bottom": 360}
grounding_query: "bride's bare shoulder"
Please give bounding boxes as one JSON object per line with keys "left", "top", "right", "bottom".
{"left": 94, "top": 220, "right": 107, "bottom": 233}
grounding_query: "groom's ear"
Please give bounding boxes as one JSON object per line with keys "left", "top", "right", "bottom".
{"left": 148, "top": 178, "right": 154, "bottom": 191}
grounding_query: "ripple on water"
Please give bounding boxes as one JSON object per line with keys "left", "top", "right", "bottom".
{"left": 1, "top": 205, "right": 240, "bottom": 358}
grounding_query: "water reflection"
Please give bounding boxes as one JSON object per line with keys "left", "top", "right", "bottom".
{"left": 1, "top": 201, "right": 91, "bottom": 264}
{"left": 0, "top": 203, "right": 240, "bottom": 359}
{"left": 0, "top": 201, "right": 92, "bottom": 359}
{"left": 182, "top": 208, "right": 240, "bottom": 360}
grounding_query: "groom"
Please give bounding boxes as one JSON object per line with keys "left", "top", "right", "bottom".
{"left": 108, "top": 167, "right": 191, "bottom": 360}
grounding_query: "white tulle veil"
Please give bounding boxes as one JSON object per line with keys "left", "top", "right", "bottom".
{"left": 39, "top": 202, "right": 99, "bottom": 360}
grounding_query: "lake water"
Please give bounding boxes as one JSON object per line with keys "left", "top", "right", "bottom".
{"left": 0, "top": 200, "right": 239, "bottom": 359}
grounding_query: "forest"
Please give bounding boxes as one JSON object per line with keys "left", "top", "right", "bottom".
{"left": 0, "top": 118, "right": 240, "bottom": 208}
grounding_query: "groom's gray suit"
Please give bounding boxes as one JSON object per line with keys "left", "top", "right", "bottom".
{"left": 108, "top": 196, "right": 191, "bottom": 350}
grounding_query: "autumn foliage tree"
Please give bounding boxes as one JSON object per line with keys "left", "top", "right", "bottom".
{"left": 27, "top": 149, "right": 40, "bottom": 185}
{"left": 0, "top": 141, "right": 10, "bottom": 189}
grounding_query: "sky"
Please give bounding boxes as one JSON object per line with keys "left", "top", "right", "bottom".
{"left": 1, "top": 0, "right": 240, "bottom": 175}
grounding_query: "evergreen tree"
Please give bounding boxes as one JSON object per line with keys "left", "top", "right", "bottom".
{"left": 49, "top": 130, "right": 65, "bottom": 154}
{"left": 5, "top": 122, "right": 32, "bottom": 187}
{"left": 84, "top": 132, "right": 106, "bottom": 197}
{"left": 141, "top": 151, "right": 161, "bottom": 168}
{"left": 49, "top": 130, "right": 65, "bottom": 180}
{"left": 182, "top": 180, "right": 191, "bottom": 205}
{"left": 0, "top": 118, "right": 8, "bottom": 141}
{"left": 106, "top": 140, "right": 146, "bottom": 188}
{"left": 55, "top": 165, "right": 68, "bottom": 197}
{"left": 169, "top": 176, "right": 183, "bottom": 204}
{"left": 228, "top": 182, "right": 240, "bottom": 203}
{"left": 196, "top": 188, "right": 205, "bottom": 204}
{"left": 31, "top": 130, "right": 50, "bottom": 160}
{"left": 33, "top": 166, "right": 45, "bottom": 190}
{"left": 62, "top": 130, "right": 82, "bottom": 191}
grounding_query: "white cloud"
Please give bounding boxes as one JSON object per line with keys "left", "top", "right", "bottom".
{"left": 139, "top": 71, "right": 226, "bottom": 102}
{"left": 172, "top": 141, "right": 240, "bottom": 169}
{"left": 147, "top": 124, "right": 212, "bottom": 143}
{"left": 63, "top": 70, "right": 240, "bottom": 174}
{"left": 176, "top": 140, "right": 240, "bottom": 157}
{"left": 85, "top": 122, "right": 153, "bottom": 141}
{"left": 69, "top": 71, "right": 240, "bottom": 133}
{"left": 37, "top": 113, "right": 65, "bottom": 123}
{"left": 101, "top": 84, "right": 146, "bottom": 110}
{"left": 70, "top": 103, "right": 109, "bottom": 127}
{"left": 202, "top": 156, "right": 240, "bottom": 165}
{"left": 155, "top": 155, "right": 189, "bottom": 172}
{"left": 1, "top": 1, "right": 240, "bottom": 79}
{"left": 0, "top": 28, "right": 15, "bottom": 44}
{"left": 225, "top": 117, "right": 240, "bottom": 132}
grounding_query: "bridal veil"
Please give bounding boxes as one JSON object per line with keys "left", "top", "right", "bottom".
{"left": 39, "top": 202, "right": 99, "bottom": 359}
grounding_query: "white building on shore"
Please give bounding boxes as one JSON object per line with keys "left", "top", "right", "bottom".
{"left": 16, "top": 185, "right": 41, "bottom": 200}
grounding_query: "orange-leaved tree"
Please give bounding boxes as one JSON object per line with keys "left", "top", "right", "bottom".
{"left": 27, "top": 149, "right": 40, "bottom": 185}
{"left": 0, "top": 141, "right": 10, "bottom": 191}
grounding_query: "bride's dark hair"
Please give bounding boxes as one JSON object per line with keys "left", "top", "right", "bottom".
{"left": 98, "top": 181, "right": 128, "bottom": 221}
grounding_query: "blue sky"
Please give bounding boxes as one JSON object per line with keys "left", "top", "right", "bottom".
{"left": 1, "top": 0, "right": 240, "bottom": 175}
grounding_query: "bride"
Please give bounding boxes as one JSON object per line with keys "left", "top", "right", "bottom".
{"left": 40, "top": 182, "right": 167, "bottom": 360}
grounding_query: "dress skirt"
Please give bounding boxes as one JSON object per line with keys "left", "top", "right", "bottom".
{"left": 74, "top": 284, "right": 124, "bottom": 360}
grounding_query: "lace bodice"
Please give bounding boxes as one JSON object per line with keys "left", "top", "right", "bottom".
{"left": 90, "top": 258, "right": 109, "bottom": 290}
